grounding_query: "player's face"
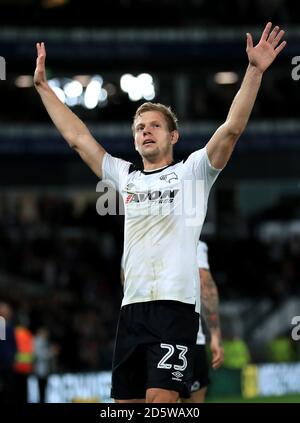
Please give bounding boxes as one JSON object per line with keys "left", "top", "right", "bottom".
{"left": 133, "top": 111, "right": 178, "bottom": 161}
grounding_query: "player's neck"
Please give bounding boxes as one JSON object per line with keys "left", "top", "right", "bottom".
{"left": 143, "top": 157, "right": 173, "bottom": 171}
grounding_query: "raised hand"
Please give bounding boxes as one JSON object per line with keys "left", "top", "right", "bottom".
{"left": 246, "top": 22, "right": 286, "bottom": 73}
{"left": 34, "top": 42, "right": 47, "bottom": 86}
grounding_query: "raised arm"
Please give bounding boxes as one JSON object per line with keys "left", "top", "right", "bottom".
{"left": 200, "top": 268, "right": 224, "bottom": 369}
{"left": 34, "top": 42, "right": 106, "bottom": 178}
{"left": 206, "top": 22, "right": 286, "bottom": 169}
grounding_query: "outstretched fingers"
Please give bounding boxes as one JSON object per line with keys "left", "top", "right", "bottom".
{"left": 36, "top": 42, "right": 42, "bottom": 57}
{"left": 267, "top": 25, "right": 279, "bottom": 44}
{"left": 36, "top": 42, "right": 46, "bottom": 58}
{"left": 275, "top": 40, "right": 287, "bottom": 55}
{"left": 246, "top": 33, "right": 253, "bottom": 50}
{"left": 272, "top": 29, "right": 285, "bottom": 47}
{"left": 41, "top": 42, "right": 46, "bottom": 57}
{"left": 260, "top": 23, "right": 286, "bottom": 55}
{"left": 34, "top": 42, "right": 47, "bottom": 85}
{"left": 261, "top": 21, "right": 272, "bottom": 42}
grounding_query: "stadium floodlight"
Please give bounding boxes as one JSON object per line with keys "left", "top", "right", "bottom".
{"left": 73, "top": 75, "right": 91, "bottom": 87}
{"left": 63, "top": 80, "right": 83, "bottom": 98}
{"left": 84, "top": 79, "right": 102, "bottom": 109}
{"left": 120, "top": 72, "right": 156, "bottom": 102}
{"left": 15, "top": 75, "right": 33, "bottom": 88}
{"left": 51, "top": 86, "right": 66, "bottom": 103}
{"left": 99, "top": 88, "right": 108, "bottom": 102}
{"left": 214, "top": 72, "right": 238, "bottom": 84}
{"left": 48, "top": 78, "right": 60, "bottom": 88}
{"left": 120, "top": 74, "right": 135, "bottom": 93}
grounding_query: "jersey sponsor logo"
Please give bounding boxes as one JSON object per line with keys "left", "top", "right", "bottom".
{"left": 125, "top": 189, "right": 179, "bottom": 204}
{"left": 124, "top": 183, "right": 137, "bottom": 194}
{"left": 160, "top": 172, "right": 178, "bottom": 183}
{"left": 125, "top": 194, "right": 134, "bottom": 204}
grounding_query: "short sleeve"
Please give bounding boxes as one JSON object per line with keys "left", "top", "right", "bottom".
{"left": 197, "top": 241, "right": 210, "bottom": 270}
{"left": 102, "top": 153, "right": 132, "bottom": 192}
{"left": 185, "top": 146, "right": 221, "bottom": 192}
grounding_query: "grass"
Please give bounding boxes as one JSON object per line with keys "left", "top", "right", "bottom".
{"left": 207, "top": 394, "right": 300, "bottom": 403}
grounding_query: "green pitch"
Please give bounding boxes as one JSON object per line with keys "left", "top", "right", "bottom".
{"left": 207, "top": 394, "right": 300, "bottom": 403}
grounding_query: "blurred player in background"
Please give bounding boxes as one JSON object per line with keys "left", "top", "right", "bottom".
{"left": 34, "top": 23, "right": 286, "bottom": 403}
{"left": 182, "top": 241, "right": 224, "bottom": 403}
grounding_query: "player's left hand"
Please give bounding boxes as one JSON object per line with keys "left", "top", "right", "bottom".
{"left": 246, "top": 22, "right": 286, "bottom": 73}
{"left": 210, "top": 333, "right": 224, "bottom": 370}
{"left": 34, "top": 42, "right": 47, "bottom": 87}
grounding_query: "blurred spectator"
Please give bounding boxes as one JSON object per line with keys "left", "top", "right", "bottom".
{"left": 222, "top": 337, "right": 251, "bottom": 369}
{"left": 0, "top": 302, "right": 17, "bottom": 403}
{"left": 14, "top": 324, "right": 34, "bottom": 403}
{"left": 266, "top": 336, "right": 296, "bottom": 363}
{"left": 33, "top": 327, "right": 60, "bottom": 403}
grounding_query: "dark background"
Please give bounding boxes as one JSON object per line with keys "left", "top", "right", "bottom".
{"left": 0, "top": 0, "right": 300, "bottom": 383}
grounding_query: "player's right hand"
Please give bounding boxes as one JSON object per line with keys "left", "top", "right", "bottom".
{"left": 210, "top": 333, "right": 224, "bottom": 370}
{"left": 34, "top": 42, "right": 47, "bottom": 86}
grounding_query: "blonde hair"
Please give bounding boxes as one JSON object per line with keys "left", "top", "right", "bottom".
{"left": 132, "top": 102, "right": 178, "bottom": 134}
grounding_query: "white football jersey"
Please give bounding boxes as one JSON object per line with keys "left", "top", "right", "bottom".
{"left": 196, "top": 241, "right": 210, "bottom": 345}
{"left": 102, "top": 147, "right": 220, "bottom": 313}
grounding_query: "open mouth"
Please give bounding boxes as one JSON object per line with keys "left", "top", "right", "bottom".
{"left": 143, "top": 139, "right": 155, "bottom": 145}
